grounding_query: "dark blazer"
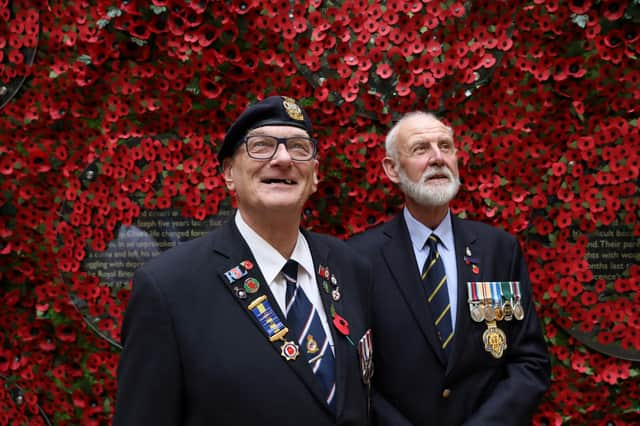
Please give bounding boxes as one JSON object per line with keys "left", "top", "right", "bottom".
{"left": 114, "top": 219, "right": 372, "bottom": 426}
{"left": 348, "top": 213, "right": 550, "bottom": 426}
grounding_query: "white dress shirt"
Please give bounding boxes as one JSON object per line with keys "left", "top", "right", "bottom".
{"left": 403, "top": 207, "right": 458, "bottom": 330}
{"left": 235, "top": 212, "right": 335, "bottom": 350}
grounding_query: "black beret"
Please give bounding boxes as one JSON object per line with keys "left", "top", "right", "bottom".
{"left": 218, "top": 96, "right": 313, "bottom": 163}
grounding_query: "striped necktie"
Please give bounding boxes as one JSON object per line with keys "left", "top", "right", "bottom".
{"left": 283, "top": 259, "right": 336, "bottom": 412}
{"left": 422, "top": 234, "right": 454, "bottom": 357}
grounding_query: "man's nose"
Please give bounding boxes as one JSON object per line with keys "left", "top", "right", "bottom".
{"left": 428, "top": 144, "right": 445, "bottom": 165}
{"left": 270, "top": 142, "right": 293, "bottom": 163}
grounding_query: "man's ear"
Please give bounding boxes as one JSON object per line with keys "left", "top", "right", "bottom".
{"left": 311, "top": 159, "right": 319, "bottom": 194}
{"left": 382, "top": 157, "right": 400, "bottom": 184}
{"left": 222, "top": 158, "right": 235, "bottom": 191}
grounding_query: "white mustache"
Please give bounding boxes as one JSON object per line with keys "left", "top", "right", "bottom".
{"left": 422, "top": 167, "right": 454, "bottom": 182}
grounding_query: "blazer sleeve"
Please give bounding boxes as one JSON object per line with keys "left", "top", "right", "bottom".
{"left": 113, "top": 267, "right": 183, "bottom": 425}
{"left": 464, "top": 239, "right": 551, "bottom": 426}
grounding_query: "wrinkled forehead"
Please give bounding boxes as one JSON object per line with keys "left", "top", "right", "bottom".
{"left": 398, "top": 115, "right": 453, "bottom": 144}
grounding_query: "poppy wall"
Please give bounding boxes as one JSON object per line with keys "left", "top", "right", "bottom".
{"left": 1, "top": 0, "right": 639, "bottom": 424}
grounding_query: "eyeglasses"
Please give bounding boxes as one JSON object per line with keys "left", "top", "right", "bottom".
{"left": 243, "top": 135, "right": 318, "bottom": 161}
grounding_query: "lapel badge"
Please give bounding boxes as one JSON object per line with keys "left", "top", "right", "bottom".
{"left": 330, "top": 274, "right": 337, "bottom": 286}
{"left": 466, "top": 246, "right": 472, "bottom": 257}
{"left": 332, "top": 311, "right": 350, "bottom": 337}
{"left": 240, "top": 260, "right": 254, "bottom": 270}
{"left": 464, "top": 256, "right": 479, "bottom": 265}
{"left": 472, "top": 264, "right": 480, "bottom": 274}
{"left": 233, "top": 286, "right": 247, "bottom": 299}
{"left": 244, "top": 277, "right": 260, "bottom": 294}
{"left": 331, "top": 287, "right": 341, "bottom": 302}
{"left": 318, "top": 265, "right": 330, "bottom": 279}
{"left": 223, "top": 265, "right": 248, "bottom": 284}
{"left": 322, "top": 280, "right": 330, "bottom": 294}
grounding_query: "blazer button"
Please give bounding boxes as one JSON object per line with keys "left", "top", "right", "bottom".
{"left": 442, "top": 388, "right": 452, "bottom": 398}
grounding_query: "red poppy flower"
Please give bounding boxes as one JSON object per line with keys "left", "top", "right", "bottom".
{"left": 332, "top": 312, "right": 350, "bottom": 336}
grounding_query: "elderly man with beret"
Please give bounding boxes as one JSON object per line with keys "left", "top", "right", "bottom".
{"left": 114, "top": 96, "right": 374, "bottom": 426}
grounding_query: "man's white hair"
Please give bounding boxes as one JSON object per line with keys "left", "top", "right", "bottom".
{"left": 384, "top": 111, "right": 453, "bottom": 161}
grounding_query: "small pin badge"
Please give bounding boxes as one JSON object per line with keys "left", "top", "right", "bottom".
{"left": 244, "top": 277, "right": 260, "bottom": 294}
{"left": 331, "top": 287, "right": 341, "bottom": 301}
{"left": 330, "top": 274, "right": 337, "bottom": 286}
{"left": 466, "top": 246, "right": 472, "bottom": 257}
{"left": 233, "top": 286, "right": 247, "bottom": 299}
{"left": 472, "top": 264, "right": 480, "bottom": 274}
{"left": 322, "top": 280, "right": 330, "bottom": 294}
{"left": 318, "top": 265, "right": 330, "bottom": 279}
{"left": 224, "top": 265, "right": 248, "bottom": 284}
{"left": 240, "top": 260, "right": 254, "bottom": 270}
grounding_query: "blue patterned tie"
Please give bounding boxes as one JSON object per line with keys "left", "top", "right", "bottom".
{"left": 422, "top": 234, "right": 454, "bottom": 358}
{"left": 283, "top": 259, "right": 336, "bottom": 412}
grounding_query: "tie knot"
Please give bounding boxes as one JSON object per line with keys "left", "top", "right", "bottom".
{"left": 425, "top": 234, "right": 440, "bottom": 250}
{"left": 282, "top": 259, "right": 298, "bottom": 284}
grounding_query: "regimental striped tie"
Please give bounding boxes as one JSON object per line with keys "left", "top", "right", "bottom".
{"left": 422, "top": 234, "right": 454, "bottom": 358}
{"left": 283, "top": 259, "right": 336, "bottom": 412}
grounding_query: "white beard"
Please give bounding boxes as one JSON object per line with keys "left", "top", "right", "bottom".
{"left": 397, "top": 165, "right": 460, "bottom": 207}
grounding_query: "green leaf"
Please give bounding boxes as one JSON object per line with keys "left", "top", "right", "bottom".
{"left": 76, "top": 54, "right": 92, "bottom": 65}
{"left": 149, "top": 5, "right": 167, "bottom": 14}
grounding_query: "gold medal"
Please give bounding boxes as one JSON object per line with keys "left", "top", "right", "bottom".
{"left": 494, "top": 306, "right": 504, "bottom": 321}
{"left": 482, "top": 321, "right": 507, "bottom": 358}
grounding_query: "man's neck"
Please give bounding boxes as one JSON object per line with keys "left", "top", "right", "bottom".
{"left": 405, "top": 199, "right": 449, "bottom": 230}
{"left": 238, "top": 209, "right": 300, "bottom": 258}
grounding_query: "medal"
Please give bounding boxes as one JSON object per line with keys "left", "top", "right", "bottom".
{"left": 482, "top": 320, "right": 507, "bottom": 359}
{"left": 484, "top": 303, "right": 496, "bottom": 321}
{"left": 502, "top": 300, "right": 513, "bottom": 321}
{"left": 481, "top": 282, "right": 496, "bottom": 321}
{"left": 470, "top": 303, "right": 484, "bottom": 322}
{"left": 513, "top": 303, "right": 525, "bottom": 320}
{"left": 512, "top": 281, "right": 525, "bottom": 320}
{"left": 357, "top": 329, "right": 374, "bottom": 385}
{"left": 500, "top": 282, "right": 513, "bottom": 321}
{"left": 467, "top": 282, "right": 484, "bottom": 322}
{"left": 281, "top": 341, "right": 300, "bottom": 360}
{"left": 248, "top": 295, "right": 300, "bottom": 361}
{"left": 491, "top": 282, "right": 504, "bottom": 321}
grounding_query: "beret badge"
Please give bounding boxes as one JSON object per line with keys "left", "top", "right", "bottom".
{"left": 282, "top": 96, "right": 304, "bottom": 121}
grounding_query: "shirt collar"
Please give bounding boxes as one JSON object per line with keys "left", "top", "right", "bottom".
{"left": 403, "top": 207, "right": 454, "bottom": 252}
{"left": 235, "top": 212, "right": 314, "bottom": 283}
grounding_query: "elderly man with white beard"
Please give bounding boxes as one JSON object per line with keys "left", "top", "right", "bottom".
{"left": 348, "top": 112, "right": 550, "bottom": 426}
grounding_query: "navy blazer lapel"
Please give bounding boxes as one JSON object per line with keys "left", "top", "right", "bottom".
{"left": 382, "top": 215, "right": 447, "bottom": 366}
{"left": 211, "top": 220, "right": 330, "bottom": 414}
{"left": 304, "top": 230, "right": 349, "bottom": 417}
{"left": 447, "top": 216, "right": 479, "bottom": 372}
